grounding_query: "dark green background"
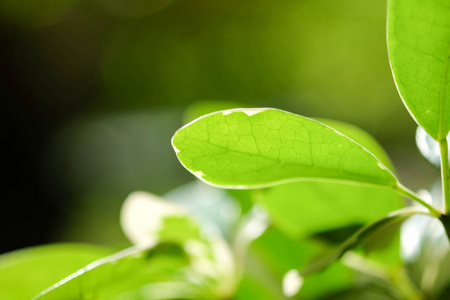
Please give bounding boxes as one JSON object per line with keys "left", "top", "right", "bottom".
{"left": 0, "top": 0, "right": 438, "bottom": 253}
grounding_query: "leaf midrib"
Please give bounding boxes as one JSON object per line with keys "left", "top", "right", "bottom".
{"left": 180, "top": 135, "right": 396, "bottom": 186}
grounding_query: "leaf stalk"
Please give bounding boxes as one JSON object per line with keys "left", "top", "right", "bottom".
{"left": 394, "top": 184, "right": 441, "bottom": 217}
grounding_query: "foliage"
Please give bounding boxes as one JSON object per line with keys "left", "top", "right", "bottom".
{"left": 1, "top": 0, "right": 450, "bottom": 299}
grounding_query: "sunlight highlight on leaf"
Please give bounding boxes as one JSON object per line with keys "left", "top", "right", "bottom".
{"left": 172, "top": 108, "right": 398, "bottom": 189}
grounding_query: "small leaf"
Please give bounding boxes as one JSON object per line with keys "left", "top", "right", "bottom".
{"left": 172, "top": 108, "right": 397, "bottom": 189}
{"left": 0, "top": 244, "right": 112, "bottom": 300}
{"left": 388, "top": 0, "right": 450, "bottom": 141}
{"left": 300, "top": 207, "right": 427, "bottom": 277}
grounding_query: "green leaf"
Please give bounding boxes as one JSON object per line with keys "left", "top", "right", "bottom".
{"left": 172, "top": 108, "right": 397, "bottom": 189}
{"left": 300, "top": 207, "right": 427, "bottom": 277}
{"left": 315, "top": 118, "right": 396, "bottom": 173}
{"left": 238, "top": 227, "right": 353, "bottom": 300}
{"left": 36, "top": 191, "right": 238, "bottom": 300}
{"left": 255, "top": 181, "right": 403, "bottom": 238}
{"left": 0, "top": 244, "right": 112, "bottom": 300}
{"left": 388, "top": 0, "right": 450, "bottom": 141}
{"left": 33, "top": 245, "right": 192, "bottom": 300}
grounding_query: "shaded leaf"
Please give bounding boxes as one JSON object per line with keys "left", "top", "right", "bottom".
{"left": 239, "top": 227, "right": 353, "bottom": 300}
{"left": 300, "top": 208, "right": 427, "bottom": 278}
{"left": 256, "top": 181, "right": 402, "bottom": 239}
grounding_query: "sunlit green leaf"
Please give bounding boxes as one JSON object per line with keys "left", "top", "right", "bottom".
{"left": 316, "top": 118, "right": 396, "bottom": 173}
{"left": 388, "top": 0, "right": 450, "bottom": 141}
{"left": 33, "top": 245, "right": 192, "bottom": 300}
{"left": 0, "top": 244, "right": 112, "bottom": 300}
{"left": 256, "top": 181, "right": 402, "bottom": 238}
{"left": 172, "top": 108, "right": 397, "bottom": 189}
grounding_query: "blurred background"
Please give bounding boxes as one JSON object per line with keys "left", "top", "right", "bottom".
{"left": 0, "top": 0, "right": 440, "bottom": 253}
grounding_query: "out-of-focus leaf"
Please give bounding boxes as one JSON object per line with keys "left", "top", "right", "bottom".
{"left": 0, "top": 244, "right": 112, "bottom": 300}
{"left": 120, "top": 191, "right": 195, "bottom": 246}
{"left": 164, "top": 181, "right": 241, "bottom": 239}
{"left": 401, "top": 183, "right": 450, "bottom": 297}
{"left": 172, "top": 108, "right": 397, "bottom": 189}
{"left": 388, "top": 0, "right": 450, "bottom": 141}
{"left": 33, "top": 245, "right": 192, "bottom": 300}
{"left": 299, "top": 208, "right": 427, "bottom": 279}
{"left": 256, "top": 181, "right": 402, "bottom": 238}
{"left": 237, "top": 227, "right": 354, "bottom": 300}
{"left": 120, "top": 191, "right": 237, "bottom": 299}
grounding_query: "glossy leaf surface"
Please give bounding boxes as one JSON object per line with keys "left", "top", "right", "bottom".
{"left": 0, "top": 244, "right": 112, "bottom": 300}
{"left": 172, "top": 108, "right": 397, "bottom": 189}
{"left": 388, "top": 0, "right": 450, "bottom": 141}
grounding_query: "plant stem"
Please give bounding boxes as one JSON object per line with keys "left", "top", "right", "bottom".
{"left": 439, "top": 138, "right": 450, "bottom": 214}
{"left": 394, "top": 184, "right": 442, "bottom": 217}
